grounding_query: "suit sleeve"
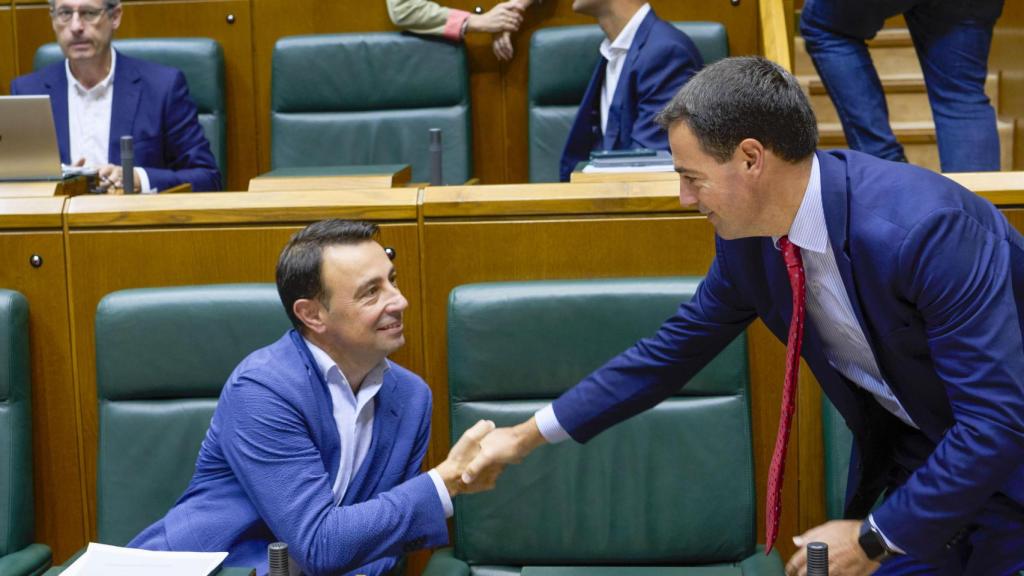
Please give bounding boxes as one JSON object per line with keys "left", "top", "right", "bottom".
{"left": 144, "top": 70, "right": 221, "bottom": 192}
{"left": 872, "top": 208, "right": 1024, "bottom": 557}
{"left": 553, "top": 239, "right": 757, "bottom": 442}
{"left": 628, "top": 39, "right": 702, "bottom": 151}
{"left": 218, "top": 376, "right": 448, "bottom": 576}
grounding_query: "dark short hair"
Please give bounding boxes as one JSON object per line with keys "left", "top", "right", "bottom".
{"left": 655, "top": 56, "right": 818, "bottom": 163}
{"left": 276, "top": 219, "right": 379, "bottom": 330}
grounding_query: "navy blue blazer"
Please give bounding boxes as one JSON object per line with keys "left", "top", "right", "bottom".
{"left": 552, "top": 150, "right": 1024, "bottom": 559}
{"left": 559, "top": 10, "right": 703, "bottom": 181}
{"left": 10, "top": 53, "right": 221, "bottom": 191}
{"left": 130, "top": 331, "right": 448, "bottom": 576}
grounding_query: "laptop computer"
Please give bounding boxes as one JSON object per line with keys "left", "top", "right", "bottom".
{"left": 0, "top": 95, "right": 63, "bottom": 181}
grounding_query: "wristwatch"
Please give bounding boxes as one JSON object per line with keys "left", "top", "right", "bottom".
{"left": 858, "top": 520, "right": 896, "bottom": 562}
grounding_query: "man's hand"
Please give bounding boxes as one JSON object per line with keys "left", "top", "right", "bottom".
{"left": 466, "top": 1, "right": 524, "bottom": 34}
{"left": 460, "top": 417, "right": 546, "bottom": 485}
{"left": 492, "top": 32, "right": 514, "bottom": 62}
{"left": 433, "top": 419, "right": 496, "bottom": 497}
{"left": 785, "top": 520, "right": 880, "bottom": 576}
{"left": 96, "top": 164, "right": 142, "bottom": 194}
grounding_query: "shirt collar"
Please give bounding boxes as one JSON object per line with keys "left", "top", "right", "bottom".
{"left": 773, "top": 154, "right": 827, "bottom": 254}
{"left": 302, "top": 336, "right": 389, "bottom": 399}
{"left": 599, "top": 3, "right": 651, "bottom": 59}
{"left": 66, "top": 48, "right": 117, "bottom": 95}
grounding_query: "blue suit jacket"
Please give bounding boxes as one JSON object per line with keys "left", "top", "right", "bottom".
{"left": 129, "top": 331, "right": 448, "bottom": 576}
{"left": 552, "top": 150, "right": 1024, "bottom": 559}
{"left": 559, "top": 10, "right": 702, "bottom": 182}
{"left": 10, "top": 53, "right": 221, "bottom": 191}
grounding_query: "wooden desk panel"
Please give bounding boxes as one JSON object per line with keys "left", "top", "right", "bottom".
{"left": 61, "top": 194, "right": 421, "bottom": 541}
{"left": 0, "top": 198, "right": 87, "bottom": 565}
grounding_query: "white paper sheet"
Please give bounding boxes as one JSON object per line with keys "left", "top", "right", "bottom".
{"left": 62, "top": 542, "right": 228, "bottom": 576}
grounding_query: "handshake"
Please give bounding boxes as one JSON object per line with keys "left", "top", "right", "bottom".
{"left": 462, "top": 0, "right": 538, "bottom": 62}
{"left": 431, "top": 417, "right": 547, "bottom": 497}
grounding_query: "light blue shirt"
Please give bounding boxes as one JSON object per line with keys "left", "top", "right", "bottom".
{"left": 303, "top": 339, "right": 452, "bottom": 516}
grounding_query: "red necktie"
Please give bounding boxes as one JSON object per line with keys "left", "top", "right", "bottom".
{"left": 765, "top": 236, "right": 805, "bottom": 553}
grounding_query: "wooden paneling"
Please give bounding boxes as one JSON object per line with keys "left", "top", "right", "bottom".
{"left": 991, "top": 0, "right": 1024, "bottom": 169}
{"left": 0, "top": 198, "right": 87, "bottom": 565}
{"left": 12, "top": 0, "right": 258, "bottom": 191}
{"left": 1, "top": 2, "right": 15, "bottom": 94}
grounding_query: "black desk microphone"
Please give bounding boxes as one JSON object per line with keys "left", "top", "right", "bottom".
{"left": 120, "top": 135, "right": 135, "bottom": 194}
{"left": 429, "top": 128, "right": 443, "bottom": 186}
{"left": 807, "top": 541, "right": 829, "bottom": 576}
{"left": 268, "top": 541, "right": 289, "bottom": 576}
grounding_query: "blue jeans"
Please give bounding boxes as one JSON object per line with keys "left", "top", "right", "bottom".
{"left": 800, "top": 0, "right": 1005, "bottom": 172}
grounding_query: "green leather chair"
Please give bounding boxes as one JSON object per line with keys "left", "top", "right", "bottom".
{"left": 34, "top": 38, "right": 228, "bottom": 182}
{"left": 425, "top": 278, "right": 784, "bottom": 575}
{"left": 823, "top": 398, "right": 854, "bottom": 520}
{"left": 92, "top": 284, "right": 290, "bottom": 546}
{"left": 0, "top": 290, "right": 52, "bottom": 576}
{"left": 527, "top": 22, "right": 729, "bottom": 183}
{"left": 270, "top": 33, "right": 471, "bottom": 184}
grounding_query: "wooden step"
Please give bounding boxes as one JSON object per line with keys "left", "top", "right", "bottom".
{"left": 801, "top": 73, "right": 1000, "bottom": 124}
{"left": 795, "top": 30, "right": 921, "bottom": 77}
{"left": 817, "top": 120, "right": 1015, "bottom": 172}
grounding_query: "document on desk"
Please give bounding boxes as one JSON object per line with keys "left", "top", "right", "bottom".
{"left": 62, "top": 542, "right": 228, "bottom": 576}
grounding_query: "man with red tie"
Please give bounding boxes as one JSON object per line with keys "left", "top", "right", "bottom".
{"left": 458, "top": 56, "right": 1024, "bottom": 575}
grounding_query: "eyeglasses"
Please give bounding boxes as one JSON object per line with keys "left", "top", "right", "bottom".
{"left": 50, "top": 6, "right": 109, "bottom": 24}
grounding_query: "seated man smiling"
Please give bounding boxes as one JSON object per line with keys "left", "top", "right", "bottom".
{"left": 130, "top": 220, "right": 498, "bottom": 576}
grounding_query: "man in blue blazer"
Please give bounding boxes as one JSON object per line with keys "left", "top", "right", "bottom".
{"left": 462, "top": 57, "right": 1024, "bottom": 575}
{"left": 131, "top": 220, "right": 498, "bottom": 576}
{"left": 558, "top": 0, "right": 702, "bottom": 182}
{"left": 10, "top": 0, "right": 220, "bottom": 192}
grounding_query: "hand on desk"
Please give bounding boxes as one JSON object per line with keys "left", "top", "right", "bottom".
{"left": 96, "top": 164, "right": 143, "bottom": 194}
{"left": 785, "top": 520, "right": 879, "bottom": 576}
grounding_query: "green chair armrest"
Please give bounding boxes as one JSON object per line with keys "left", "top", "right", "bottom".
{"left": 0, "top": 543, "right": 52, "bottom": 576}
{"left": 738, "top": 546, "right": 785, "bottom": 575}
{"left": 423, "top": 547, "right": 471, "bottom": 576}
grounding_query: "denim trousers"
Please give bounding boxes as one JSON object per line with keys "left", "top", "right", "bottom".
{"left": 800, "top": 0, "right": 1005, "bottom": 172}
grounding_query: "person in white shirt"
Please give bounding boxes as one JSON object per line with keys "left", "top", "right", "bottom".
{"left": 11, "top": 0, "right": 221, "bottom": 192}
{"left": 558, "top": 0, "right": 703, "bottom": 181}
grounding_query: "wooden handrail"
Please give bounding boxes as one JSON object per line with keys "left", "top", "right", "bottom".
{"left": 759, "top": 0, "right": 793, "bottom": 72}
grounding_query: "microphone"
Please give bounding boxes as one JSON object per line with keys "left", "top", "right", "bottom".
{"left": 268, "top": 541, "right": 289, "bottom": 576}
{"left": 806, "top": 541, "right": 828, "bottom": 576}
{"left": 120, "top": 135, "right": 135, "bottom": 194}
{"left": 428, "top": 128, "right": 443, "bottom": 186}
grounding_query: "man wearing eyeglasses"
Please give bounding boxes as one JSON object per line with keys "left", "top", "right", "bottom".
{"left": 10, "top": 0, "right": 221, "bottom": 192}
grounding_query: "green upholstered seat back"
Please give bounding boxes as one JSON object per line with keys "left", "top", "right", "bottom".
{"left": 447, "top": 278, "right": 755, "bottom": 566}
{"left": 34, "top": 38, "right": 228, "bottom": 181}
{"left": 527, "top": 22, "right": 728, "bottom": 183}
{"left": 0, "top": 290, "right": 32, "bottom": 557}
{"left": 270, "top": 33, "right": 471, "bottom": 184}
{"left": 94, "top": 284, "right": 291, "bottom": 545}
{"left": 823, "top": 397, "right": 853, "bottom": 520}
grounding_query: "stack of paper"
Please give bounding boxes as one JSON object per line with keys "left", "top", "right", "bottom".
{"left": 62, "top": 542, "right": 228, "bottom": 576}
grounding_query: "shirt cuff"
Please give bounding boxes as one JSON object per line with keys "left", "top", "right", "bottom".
{"left": 427, "top": 469, "right": 454, "bottom": 518}
{"left": 868, "top": 513, "right": 906, "bottom": 554}
{"left": 136, "top": 167, "right": 155, "bottom": 194}
{"left": 535, "top": 404, "right": 571, "bottom": 444}
{"left": 444, "top": 9, "right": 471, "bottom": 41}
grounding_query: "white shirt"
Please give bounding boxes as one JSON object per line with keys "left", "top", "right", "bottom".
{"left": 303, "top": 338, "right": 453, "bottom": 516}
{"left": 599, "top": 3, "right": 650, "bottom": 136}
{"left": 65, "top": 49, "right": 153, "bottom": 193}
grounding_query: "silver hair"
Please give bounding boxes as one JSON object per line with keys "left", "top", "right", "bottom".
{"left": 48, "top": 0, "right": 121, "bottom": 8}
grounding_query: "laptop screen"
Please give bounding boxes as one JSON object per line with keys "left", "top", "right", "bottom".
{"left": 0, "top": 95, "right": 63, "bottom": 181}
